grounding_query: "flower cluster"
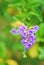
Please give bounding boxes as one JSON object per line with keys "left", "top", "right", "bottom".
{"left": 11, "top": 25, "right": 39, "bottom": 50}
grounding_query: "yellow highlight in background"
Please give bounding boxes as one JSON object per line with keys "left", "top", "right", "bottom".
{"left": 29, "top": 43, "right": 39, "bottom": 58}
{"left": 11, "top": 20, "right": 24, "bottom": 28}
{"left": 0, "top": 58, "right": 3, "bottom": 63}
{"left": 6, "top": 59, "right": 18, "bottom": 65}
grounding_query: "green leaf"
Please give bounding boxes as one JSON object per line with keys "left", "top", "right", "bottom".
{"left": 28, "top": 0, "right": 44, "bottom": 5}
{"left": 28, "top": 1, "right": 40, "bottom": 8}
{"left": 29, "top": 8, "right": 42, "bottom": 22}
{"left": 0, "top": 0, "right": 8, "bottom": 16}
{"left": 39, "top": 23, "right": 44, "bottom": 36}
{"left": 36, "top": 23, "right": 44, "bottom": 42}
{"left": 0, "top": 62, "right": 5, "bottom": 65}
{"left": 39, "top": 47, "right": 44, "bottom": 59}
{"left": 4, "top": 13, "right": 13, "bottom": 22}
{"left": 12, "top": 42, "right": 24, "bottom": 51}
{"left": 0, "top": 42, "right": 6, "bottom": 59}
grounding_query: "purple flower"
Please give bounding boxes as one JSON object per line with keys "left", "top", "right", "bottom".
{"left": 18, "top": 26, "right": 27, "bottom": 37}
{"left": 28, "top": 29, "right": 34, "bottom": 35}
{"left": 19, "top": 25, "right": 27, "bottom": 30}
{"left": 21, "top": 40, "right": 32, "bottom": 50}
{"left": 11, "top": 25, "right": 39, "bottom": 50}
{"left": 28, "top": 35, "right": 36, "bottom": 43}
{"left": 21, "top": 40, "right": 28, "bottom": 45}
{"left": 11, "top": 28, "right": 18, "bottom": 35}
{"left": 18, "top": 25, "right": 27, "bottom": 33}
{"left": 33, "top": 25, "right": 39, "bottom": 33}
{"left": 22, "top": 36, "right": 26, "bottom": 40}
{"left": 21, "top": 31, "right": 27, "bottom": 37}
{"left": 25, "top": 42, "right": 32, "bottom": 50}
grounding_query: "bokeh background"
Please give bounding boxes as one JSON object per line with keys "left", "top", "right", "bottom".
{"left": 0, "top": 0, "right": 44, "bottom": 65}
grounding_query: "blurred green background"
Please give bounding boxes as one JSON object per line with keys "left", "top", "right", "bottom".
{"left": 0, "top": 0, "right": 44, "bottom": 65}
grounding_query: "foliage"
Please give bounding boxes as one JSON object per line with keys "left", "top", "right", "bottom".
{"left": 0, "top": 0, "right": 44, "bottom": 65}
